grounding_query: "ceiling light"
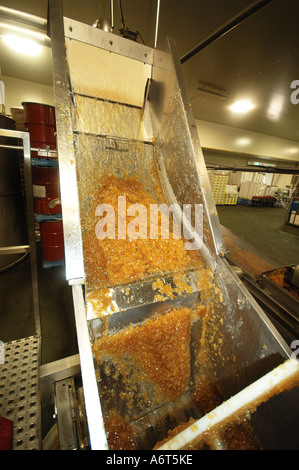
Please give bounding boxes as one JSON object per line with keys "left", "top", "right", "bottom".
{"left": 267, "top": 94, "right": 284, "bottom": 121}
{"left": 229, "top": 100, "right": 254, "bottom": 113}
{"left": 235, "top": 137, "right": 252, "bottom": 146}
{"left": 2, "top": 33, "right": 42, "bottom": 56}
{"left": 286, "top": 147, "right": 299, "bottom": 155}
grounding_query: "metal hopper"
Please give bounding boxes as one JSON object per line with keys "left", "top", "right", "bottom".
{"left": 48, "top": 0, "right": 299, "bottom": 450}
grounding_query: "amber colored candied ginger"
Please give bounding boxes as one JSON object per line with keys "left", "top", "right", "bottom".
{"left": 191, "top": 376, "right": 223, "bottom": 414}
{"left": 268, "top": 268, "right": 299, "bottom": 300}
{"left": 153, "top": 418, "right": 196, "bottom": 450}
{"left": 82, "top": 175, "right": 203, "bottom": 289}
{"left": 104, "top": 411, "right": 137, "bottom": 450}
{"left": 93, "top": 307, "right": 196, "bottom": 400}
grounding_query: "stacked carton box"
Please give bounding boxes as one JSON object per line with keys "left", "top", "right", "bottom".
{"left": 209, "top": 171, "right": 278, "bottom": 206}
{"left": 10, "top": 107, "right": 26, "bottom": 131}
{"left": 239, "top": 181, "right": 278, "bottom": 201}
{"left": 209, "top": 172, "right": 238, "bottom": 205}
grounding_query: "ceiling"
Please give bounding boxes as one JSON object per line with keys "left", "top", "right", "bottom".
{"left": 1, "top": 0, "right": 299, "bottom": 144}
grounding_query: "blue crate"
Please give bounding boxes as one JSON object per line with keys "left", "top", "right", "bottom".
{"left": 237, "top": 197, "right": 251, "bottom": 206}
{"left": 288, "top": 200, "right": 299, "bottom": 223}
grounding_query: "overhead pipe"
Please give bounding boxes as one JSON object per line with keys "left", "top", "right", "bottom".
{"left": 110, "top": 0, "right": 114, "bottom": 31}
{"left": 0, "top": 21, "right": 51, "bottom": 47}
{"left": 0, "top": 5, "right": 47, "bottom": 31}
{"left": 205, "top": 164, "right": 299, "bottom": 175}
{"left": 0, "top": 6, "right": 50, "bottom": 47}
{"left": 154, "top": 0, "right": 161, "bottom": 48}
{"left": 180, "top": 0, "right": 276, "bottom": 64}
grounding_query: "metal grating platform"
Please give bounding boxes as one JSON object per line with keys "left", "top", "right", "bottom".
{"left": 0, "top": 336, "right": 41, "bottom": 450}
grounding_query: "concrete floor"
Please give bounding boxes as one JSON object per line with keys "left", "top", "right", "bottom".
{"left": 217, "top": 205, "right": 299, "bottom": 268}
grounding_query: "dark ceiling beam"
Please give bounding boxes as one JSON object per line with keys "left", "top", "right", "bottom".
{"left": 180, "top": 0, "right": 276, "bottom": 64}
{"left": 205, "top": 165, "right": 299, "bottom": 174}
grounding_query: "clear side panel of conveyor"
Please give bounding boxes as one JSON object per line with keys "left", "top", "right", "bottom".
{"left": 49, "top": 5, "right": 299, "bottom": 450}
{"left": 145, "top": 36, "right": 294, "bottom": 386}
{"left": 64, "top": 33, "right": 212, "bottom": 323}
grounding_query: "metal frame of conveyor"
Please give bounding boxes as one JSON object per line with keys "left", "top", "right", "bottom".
{"left": 48, "top": 1, "right": 108, "bottom": 450}
{"left": 48, "top": 0, "right": 299, "bottom": 450}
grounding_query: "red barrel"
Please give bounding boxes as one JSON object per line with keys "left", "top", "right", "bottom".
{"left": 34, "top": 197, "right": 62, "bottom": 215}
{"left": 22, "top": 102, "right": 56, "bottom": 126}
{"left": 40, "top": 220, "right": 64, "bottom": 261}
{"left": 0, "top": 416, "right": 13, "bottom": 450}
{"left": 22, "top": 102, "right": 57, "bottom": 150}
{"left": 32, "top": 167, "right": 60, "bottom": 199}
{"left": 26, "top": 123, "right": 56, "bottom": 145}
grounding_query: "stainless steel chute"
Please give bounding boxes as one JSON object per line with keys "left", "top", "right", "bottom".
{"left": 48, "top": 0, "right": 299, "bottom": 450}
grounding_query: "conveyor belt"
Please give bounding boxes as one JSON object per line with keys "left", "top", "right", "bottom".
{"left": 226, "top": 256, "right": 299, "bottom": 345}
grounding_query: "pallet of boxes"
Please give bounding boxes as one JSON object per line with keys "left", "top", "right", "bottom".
{"left": 209, "top": 171, "right": 238, "bottom": 205}
{"left": 237, "top": 172, "right": 277, "bottom": 207}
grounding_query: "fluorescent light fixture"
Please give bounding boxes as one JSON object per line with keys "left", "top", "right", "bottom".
{"left": 229, "top": 100, "right": 254, "bottom": 113}
{"left": 267, "top": 94, "right": 284, "bottom": 120}
{"left": 235, "top": 137, "right": 252, "bottom": 147}
{"left": 286, "top": 147, "right": 299, "bottom": 155}
{"left": 2, "top": 33, "right": 42, "bottom": 55}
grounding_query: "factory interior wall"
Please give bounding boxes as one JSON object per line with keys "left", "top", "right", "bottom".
{"left": 272, "top": 173, "right": 294, "bottom": 187}
{"left": 2, "top": 75, "right": 55, "bottom": 112}
{"left": 196, "top": 119, "right": 299, "bottom": 163}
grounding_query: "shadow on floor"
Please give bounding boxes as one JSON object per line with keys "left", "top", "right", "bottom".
{"left": 217, "top": 205, "right": 299, "bottom": 268}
